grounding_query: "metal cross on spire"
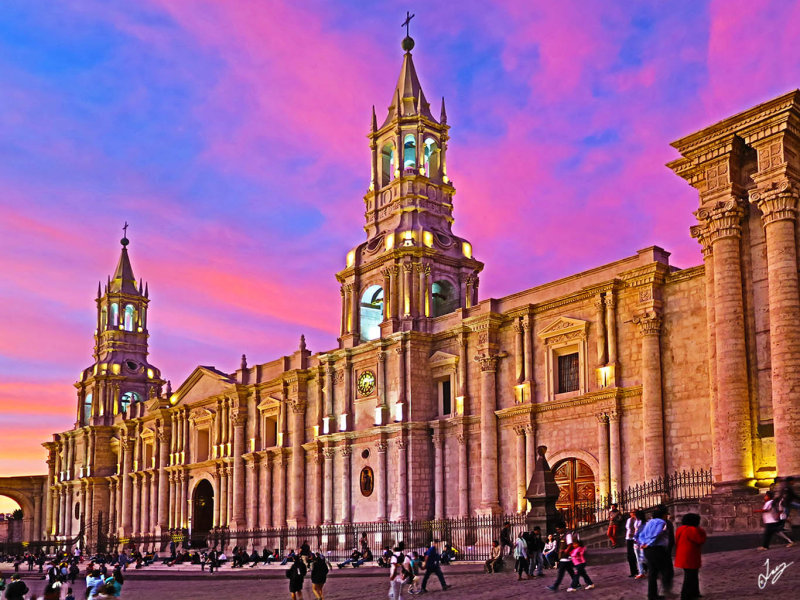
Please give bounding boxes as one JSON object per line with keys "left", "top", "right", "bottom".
{"left": 402, "top": 11, "right": 415, "bottom": 37}
{"left": 122, "top": 221, "right": 129, "bottom": 238}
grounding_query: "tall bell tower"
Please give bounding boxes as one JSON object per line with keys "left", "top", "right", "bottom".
{"left": 337, "top": 32, "right": 483, "bottom": 348}
{"left": 75, "top": 230, "right": 163, "bottom": 427}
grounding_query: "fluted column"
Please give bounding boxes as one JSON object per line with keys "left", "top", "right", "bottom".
{"left": 289, "top": 402, "right": 306, "bottom": 526}
{"left": 142, "top": 474, "right": 151, "bottom": 534}
{"left": 157, "top": 427, "right": 170, "bottom": 533}
{"left": 219, "top": 467, "right": 228, "bottom": 526}
{"left": 752, "top": 186, "right": 800, "bottom": 477}
{"left": 260, "top": 456, "right": 272, "bottom": 529}
{"left": 395, "top": 342, "right": 406, "bottom": 419}
{"left": 230, "top": 411, "right": 247, "bottom": 528}
{"left": 596, "top": 413, "right": 610, "bottom": 498}
{"left": 403, "top": 263, "right": 413, "bottom": 317}
{"left": 323, "top": 447, "right": 335, "bottom": 524}
{"left": 608, "top": 411, "right": 622, "bottom": 496}
{"left": 634, "top": 312, "right": 665, "bottom": 481}
{"left": 477, "top": 354, "right": 501, "bottom": 513}
{"left": 45, "top": 455, "right": 55, "bottom": 537}
{"left": 340, "top": 445, "right": 352, "bottom": 523}
{"left": 312, "top": 450, "right": 323, "bottom": 526}
{"left": 148, "top": 474, "right": 157, "bottom": 535}
{"left": 325, "top": 365, "right": 335, "bottom": 420}
{"left": 457, "top": 432, "right": 469, "bottom": 515}
{"left": 419, "top": 263, "right": 430, "bottom": 317}
{"left": 525, "top": 424, "right": 536, "bottom": 491}
{"left": 245, "top": 459, "right": 257, "bottom": 529}
{"left": 595, "top": 296, "right": 607, "bottom": 364}
{"left": 514, "top": 426, "right": 526, "bottom": 512}
{"left": 276, "top": 453, "right": 286, "bottom": 526}
{"left": 605, "top": 291, "right": 618, "bottom": 365}
{"left": 395, "top": 437, "right": 408, "bottom": 521}
{"left": 433, "top": 434, "right": 444, "bottom": 519}
{"left": 513, "top": 320, "right": 524, "bottom": 383}
{"left": 376, "top": 440, "right": 388, "bottom": 522}
{"left": 522, "top": 316, "right": 533, "bottom": 385}
{"left": 701, "top": 200, "right": 754, "bottom": 485}
{"left": 131, "top": 474, "right": 140, "bottom": 535}
{"left": 382, "top": 268, "right": 392, "bottom": 320}
{"left": 340, "top": 286, "right": 347, "bottom": 336}
{"left": 119, "top": 436, "right": 133, "bottom": 535}
{"left": 350, "top": 282, "right": 360, "bottom": 338}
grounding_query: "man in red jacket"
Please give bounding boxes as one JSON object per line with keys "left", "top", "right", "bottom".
{"left": 674, "top": 513, "right": 707, "bottom": 600}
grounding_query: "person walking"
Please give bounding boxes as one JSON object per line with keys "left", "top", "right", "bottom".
{"left": 418, "top": 541, "right": 451, "bottom": 594}
{"left": 674, "top": 512, "right": 706, "bottom": 600}
{"left": 546, "top": 525, "right": 577, "bottom": 592}
{"left": 86, "top": 569, "right": 105, "bottom": 599}
{"left": 43, "top": 580, "right": 63, "bottom": 600}
{"left": 756, "top": 490, "right": 795, "bottom": 549}
{"left": 528, "top": 527, "right": 546, "bottom": 577}
{"left": 514, "top": 531, "right": 529, "bottom": 580}
{"left": 625, "top": 510, "right": 639, "bottom": 577}
{"left": 4, "top": 574, "right": 29, "bottom": 600}
{"left": 389, "top": 545, "right": 411, "bottom": 600}
{"left": 287, "top": 552, "right": 307, "bottom": 600}
{"left": 635, "top": 506, "right": 671, "bottom": 600}
{"left": 633, "top": 509, "right": 648, "bottom": 579}
{"left": 310, "top": 552, "right": 329, "bottom": 600}
{"left": 569, "top": 539, "right": 595, "bottom": 591}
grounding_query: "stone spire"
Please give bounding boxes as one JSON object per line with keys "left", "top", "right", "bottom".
{"left": 381, "top": 37, "right": 435, "bottom": 127}
{"left": 109, "top": 235, "right": 139, "bottom": 295}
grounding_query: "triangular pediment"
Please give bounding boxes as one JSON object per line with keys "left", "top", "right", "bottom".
{"left": 257, "top": 394, "right": 283, "bottom": 411}
{"left": 537, "top": 317, "right": 589, "bottom": 339}
{"left": 428, "top": 350, "right": 459, "bottom": 367}
{"left": 170, "top": 366, "right": 235, "bottom": 407}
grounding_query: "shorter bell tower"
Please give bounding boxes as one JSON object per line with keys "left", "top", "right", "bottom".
{"left": 337, "top": 32, "right": 484, "bottom": 348}
{"left": 75, "top": 231, "right": 163, "bottom": 427}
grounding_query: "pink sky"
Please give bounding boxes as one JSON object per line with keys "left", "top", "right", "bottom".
{"left": 2, "top": 1, "right": 800, "bottom": 504}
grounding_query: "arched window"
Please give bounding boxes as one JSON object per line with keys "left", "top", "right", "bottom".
{"left": 100, "top": 307, "right": 107, "bottom": 331}
{"left": 140, "top": 306, "right": 147, "bottom": 329}
{"left": 424, "top": 137, "right": 440, "bottom": 178}
{"left": 380, "top": 142, "right": 395, "bottom": 186}
{"left": 432, "top": 280, "right": 458, "bottom": 317}
{"left": 359, "top": 285, "right": 384, "bottom": 341}
{"left": 403, "top": 134, "right": 417, "bottom": 170}
{"left": 110, "top": 303, "right": 119, "bottom": 327}
{"left": 120, "top": 391, "right": 141, "bottom": 414}
{"left": 83, "top": 393, "right": 93, "bottom": 425}
{"left": 123, "top": 304, "right": 136, "bottom": 331}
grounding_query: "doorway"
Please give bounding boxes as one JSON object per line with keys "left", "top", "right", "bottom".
{"left": 553, "top": 458, "right": 596, "bottom": 528}
{"left": 192, "top": 480, "right": 214, "bottom": 546}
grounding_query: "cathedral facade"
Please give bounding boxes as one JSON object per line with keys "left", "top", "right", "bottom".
{"left": 5, "top": 37, "right": 800, "bottom": 548}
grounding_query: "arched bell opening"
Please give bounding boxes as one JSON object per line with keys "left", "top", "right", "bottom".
{"left": 431, "top": 280, "right": 458, "bottom": 317}
{"left": 380, "top": 142, "right": 395, "bottom": 187}
{"left": 403, "top": 134, "right": 417, "bottom": 171}
{"left": 359, "top": 285, "right": 384, "bottom": 342}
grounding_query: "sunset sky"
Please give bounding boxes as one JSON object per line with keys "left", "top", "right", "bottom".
{"left": 2, "top": 0, "right": 800, "bottom": 511}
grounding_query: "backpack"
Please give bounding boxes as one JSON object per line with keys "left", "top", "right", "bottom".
{"left": 286, "top": 563, "right": 297, "bottom": 579}
{"left": 396, "top": 554, "right": 413, "bottom": 581}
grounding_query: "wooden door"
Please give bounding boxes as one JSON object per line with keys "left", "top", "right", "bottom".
{"left": 553, "top": 458, "right": 596, "bottom": 528}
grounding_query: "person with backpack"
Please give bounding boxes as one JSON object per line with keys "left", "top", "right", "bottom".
{"left": 389, "top": 545, "right": 412, "bottom": 599}
{"left": 286, "top": 552, "right": 307, "bottom": 600}
{"left": 545, "top": 524, "right": 577, "bottom": 592}
{"left": 418, "top": 541, "right": 451, "bottom": 594}
{"left": 310, "top": 552, "right": 329, "bottom": 600}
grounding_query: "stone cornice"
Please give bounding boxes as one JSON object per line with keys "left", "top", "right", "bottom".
{"left": 495, "top": 386, "right": 642, "bottom": 419}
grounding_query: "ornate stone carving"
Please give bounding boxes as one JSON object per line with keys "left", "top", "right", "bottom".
{"left": 323, "top": 448, "right": 336, "bottom": 460}
{"left": 632, "top": 312, "right": 662, "bottom": 337}
{"left": 595, "top": 412, "right": 610, "bottom": 424}
{"left": 750, "top": 182, "right": 799, "bottom": 226}
{"left": 512, "top": 425, "right": 526, "bottom": 436}
{"left": 695, "top": 198, "right": 745, "bottom": 242}
{"left": 396, "top": 438, "right": 407, "bottom": 450}
{"left": 474, "top": 353, "right": 499, "bottom": 372}
{"left": 456, "top": 433, "right": 467, "bottom": 446}
{"left": 340, "top": 445, "right": 353, "bottom": 458}
{"left": 607, "top": 410, "right": 620, "bottom": 423}
{"left": 403, "top": 263, "right": 414, "bottom": 274}
{"left": 376, "top": 441, "right": 388, "bottom": 453}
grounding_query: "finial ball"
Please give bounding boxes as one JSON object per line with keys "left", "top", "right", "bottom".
{"left": 402, "top": 36, "right": 415, "bottom": 52}
{"left": 120, "top": 237, "right": 129, "bottom": 247}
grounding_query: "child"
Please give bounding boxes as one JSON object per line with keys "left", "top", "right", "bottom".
{"left": 569, "top": 540, "right": 595, "bottom": 591}
{"left": 408, "top": 551, "right": 420, "bottom": 593}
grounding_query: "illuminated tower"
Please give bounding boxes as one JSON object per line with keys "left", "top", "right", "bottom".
{"left": 337, "top": 34, "right": 483, "bottom": 348}
{"left": 75, "top": 232, "right": 163, "bottom": 427}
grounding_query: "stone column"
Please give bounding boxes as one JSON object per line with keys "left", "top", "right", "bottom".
{"left": 32, "top": 494, "right": 42, "bottom": 541}
{"left": 245, "top": 459, "right": 257, "bottom": 529}
{"left": 340, "top": 286, "right": 347, "bottom": 336}
{"left": 432, "top": 434, "right": 444, "bottom": 519}
{"left": 391, "top": 266, "right": 400, "bottom": 322}
{"left": 403, "top": 263, "right": 413, "bottom": 317}
{"left": 608, "top": 411, "right": 622, "bottom": 497}
{"left": 324, "top": 366, "right": 335, "bottom": 420}
{"left": 107, "top": 484, "right": 115, "bottom": 536}
{"left": 323, "top": 447, "right": 335, "bottom": 524}
{"left": 341, "top": 445, "right": 352, "bottom": 523}
{"left": 276, "top": 453, "right": 286, "bottom": 526}
{"left": 595, "top": 296, "right": 607, "bottom": 364}
{"left": 382, "top": 268, "right": 392, "bottom": 320}
{"left": 477, "top": 354, "right": 501, "bottom": 513}
{"left": 457, "top": 432, "right": 469, "bottom": 516}
{"left": 395, "top": 342, "right": 406, "bottom": 419}
{"left": 219, "top": 467, "right": 228, "bottom": 526}
{"left": 119, "top": 436, "right": 133, "bottom": 535}
{"left": 45, "top": 455, "right": 55, "bottom": 537}
{"left": 419, "top": 263, "right": 430, "bottom": 317}
{"left": 142, "top": 474, "right": 151, "bottom": 534}
{"left": 513, "top": 320, "right": 525, "bottom": 383}
{"left": 157, "top": 427, "right": 170, "bottom": 533}
{"left": 230, "top": 412, "right": 247, "bottom": 528}
{"left": 131, "top": 474, "right": 140, "bottom": 535}
{"left": 458, "top": 332, "right": 468, "bottom": 399}
{"left": 312, "top": 450, "right": 323, "bottom": 526}
{"left": 183, "top": 410, "right": 191, "bottom": 464}
{"left": 635, "top": 312, "right": 666, "bottom": 481}
{"left": 289, "top": 402, "right": 306, "bottom": 526}
{"left": 376, "top": 440, "right": 388, "bottom": 522}
{"left": 396, "top": 437, "right": 408, "bottom": 521}
{"left": 605, "top": 290, "right": 618, "bottom": 365}
{"left": 148, "top": 474, "right": 157, "bottom": 536}
{"left": 351, "top": 281, "right": 360, "bottom": 338}
{"left": 596, "top": 413, "right": 610, "bottom": 498}
{"left": 703, "top": 200, "right": 754, "bottom": 485}
{"left": 752, "top": 186, "right": 800, "bottom": 477}
{"left": 260, "top": 456, "right": 272, "bottom": 529}
{"left": 514, "top": 426, "right": 526, "bottom": 512}
{"left": 522, "top": 316, "right": 534, "bottom": 385}
{"left": 525, "top": 424, "right": 536, "bottom": 490}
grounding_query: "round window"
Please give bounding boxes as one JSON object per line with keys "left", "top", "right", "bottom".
{"left": 361, "top": 449, "right": 370, "bottom": 460}
{"left": 126, "top": 360, "right": 138, "bottom": 371}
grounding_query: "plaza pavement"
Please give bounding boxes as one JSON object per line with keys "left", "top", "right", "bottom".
{"left": 3, "top": 540, "right": 798, "bottom": 599}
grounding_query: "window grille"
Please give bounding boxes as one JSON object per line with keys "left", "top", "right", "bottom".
{"left": 558, "top": 353, "right": 579, "bottom": 393}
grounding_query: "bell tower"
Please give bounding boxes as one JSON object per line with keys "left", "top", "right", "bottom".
{"left": 337, "top": 32, "right": 483, "bottom": 348}
{"left": 75, "top": 230, "right": 163, "bottom": 427}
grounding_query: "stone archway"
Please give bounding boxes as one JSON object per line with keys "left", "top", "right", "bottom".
{"left": 191, "top": 479, "right": 214, "bottom": 547}
{"left": 552, "top": 458, "right": 596, "bottom": 528}
{"left": 0, "top": 476, "right": 47, "bottom": 543}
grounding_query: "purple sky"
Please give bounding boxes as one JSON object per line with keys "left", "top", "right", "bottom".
{"left": 2, "top": 0, "right": 800, "bottom": 498}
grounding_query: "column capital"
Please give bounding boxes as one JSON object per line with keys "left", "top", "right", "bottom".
{"left": 474, "top": 352, "right": 507, "bottom": 372}
{"left": 340, "top": 445, "right": 352, "bottom": 458}
{"left": 288, "top": 399, "right": 307, "bottom": 414}
{"left": 323, "top": 447, "right": 337, "bottom": 460}
{"left": 695, "top": 198, "right": 746, "bottom": 242}
{"left": 456, "top": 432, "right": 467, "bottom": 446}
{"left": 521, "top": 315, "right": 532, "bottom": 330}
{"left": 632, "top": 311, "right": 662, "bottom": 337}
{"left": 512, "top": 319, "right": 523, "bottom": 334}
{"left": 376, "top": 440, "right": 388, "bottom": 453}
{"left": 512, "top": 424, "right": 526, "bottom": 436}
{"left": 750, "top": 182, "right": 800, "bottom": 226}
{"left": 595, "top": 412, "right": 610, "bottom": 424}
{"left": 690, "top": 223, "right": 714, "bottom": 258}
{"left": 403, "top": 263, "right": 414, "bottom": 274}
{"left": 607, "top": 410, "right": 620, "bottom": 423}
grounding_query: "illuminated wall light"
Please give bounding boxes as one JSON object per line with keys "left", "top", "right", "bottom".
{"left": 402, "top": 230, "right": 414, "bottom": 243}
{"left": 170, "top": 394, "right": 179, "bottom": 405}
{"left": 385, "top": 234, "right": 395, "bottom": 251}
{"left": 250, "top": 438, "right": 256, "bottom": 452}
{"left": 374, "top": 406, "right": 383, "bottom": 426}
{"left": 455, "top": 396, "right": 465, "bottom": 416}
{"left": 338, "top": 414, "right": 348, "bottom": 432}
{"left": 423, "top": 231, "right": 433, "bottom": 248}
{"left": 111, "top": 364, "right": 120, "bottom": 375}
{"left": 346, "top": 250, "right": 356, "bottom": 267}
{"left": 137, "top": 326, "right": 143, "bottom": 332}
{"left": 394, "top": 169, "right": 401, "bottom": 178}
{"left": 443, "top": 175, "right": 450, "bottom": 184}
{"left": 93, "top": 365, "right": 98, "bottom": 375}
{"left": 277, "top": 432, "right": 284, "bottom": 447}
{"left": 147, "top": 369, "right": 154, "bottom": 379}
{"left": 322, "top": 417, "right": 331, "bottom": 435}
{"left": 312, "top": 425, "right": 320, "bottom": 439}
{"left": 462, "top": 242, "right": 472, "bottom": 259}
{"left": 394, "top": 403, "right": 404, "bottom": 422}
{"left": 151, "top": 457, "right": 155, "bottom": 469}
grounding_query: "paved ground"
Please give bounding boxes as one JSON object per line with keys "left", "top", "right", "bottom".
{"left": 3, "top": 542, "right": 798, "bottom": 599}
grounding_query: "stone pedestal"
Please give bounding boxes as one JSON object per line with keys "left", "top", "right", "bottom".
{"left": 525, "top": 446, "right": 561, "bottom": 535}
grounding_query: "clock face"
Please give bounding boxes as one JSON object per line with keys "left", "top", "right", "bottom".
{"left": 357, "top": 370, "right": 376, "bottom": 396}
